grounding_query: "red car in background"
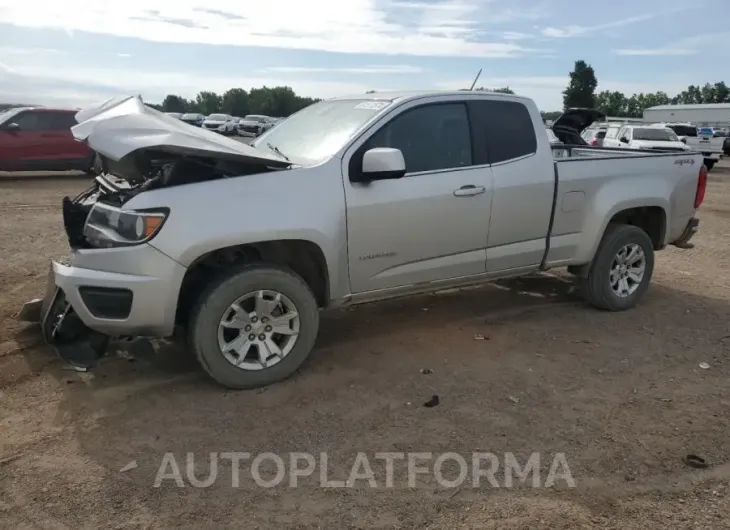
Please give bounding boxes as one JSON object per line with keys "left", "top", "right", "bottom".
{"left": 0, "top": 106, "right": 95, "bottom": 173}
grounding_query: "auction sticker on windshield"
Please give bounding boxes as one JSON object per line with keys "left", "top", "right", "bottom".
{"left": 354, "top": 101, "right": 391, "bottom": 110}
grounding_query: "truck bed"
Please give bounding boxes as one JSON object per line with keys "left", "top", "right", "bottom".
{"left": 545, "top": 145, "right": 703, "bottom": 268}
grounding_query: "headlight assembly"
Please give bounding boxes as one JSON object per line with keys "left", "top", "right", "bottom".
{"left": 83, "top": 202, "right": 169, "bottom": 248}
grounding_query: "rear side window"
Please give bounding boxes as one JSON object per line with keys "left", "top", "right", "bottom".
{"left": 469, "top": 100, "right": 537, "bottom": 164}
{"left": 366, "top": 103, "right": 472, "bottom": 173}
{"left": 47, "top": 112, "right": 77, "bottom": 130}
{"left": 605, "top": 126, "right": 620, "bottom": 139}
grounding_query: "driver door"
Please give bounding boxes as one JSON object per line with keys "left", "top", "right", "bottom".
{"left": 343, "top": 101, "right": 493, "bottom": 294}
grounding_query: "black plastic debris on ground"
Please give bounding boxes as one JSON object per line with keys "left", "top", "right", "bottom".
{"left": 684, "top": 454, "right": 710, "bottom": 469}
{"left": 423, "top": 395, "right": 440, "bottom": 408}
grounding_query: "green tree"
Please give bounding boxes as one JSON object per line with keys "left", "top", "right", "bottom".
{"left": 195, "top": 91, "right": 222, "bottom": 115}
{"left": 161, "top": 95, "right": 190, "bottom": 113}
{"left": 221, "top": 88, "right": 250, "bottom": 116}
{"left": 595, "top": 90, "right": 628, "bottom": 116}
{"left": 562, "top": 60, "right": 597, "bottom": 109}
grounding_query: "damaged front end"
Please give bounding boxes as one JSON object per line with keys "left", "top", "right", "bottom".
{"left": 18, "top": 95, "right": 290, "bottom": 370}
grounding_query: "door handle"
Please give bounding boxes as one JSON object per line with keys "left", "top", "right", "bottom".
{"left": 453, "top": 185, "right": 486, "bottom": 197}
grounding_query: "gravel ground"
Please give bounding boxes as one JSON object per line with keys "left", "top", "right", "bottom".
{"left": 0, "top": 161, "right": 729, "bottom": 529}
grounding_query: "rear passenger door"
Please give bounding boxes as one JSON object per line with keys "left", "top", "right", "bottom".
{"left": 468, "top": 99, "right": 555, "bottom": 272}
{"left": 343, "top": 100, "right": 494, "bottom": 293}
{"left": 45, "top": 111, "right": 87, "bottom": 161}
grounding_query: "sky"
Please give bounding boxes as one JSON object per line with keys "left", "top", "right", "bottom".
{"left": 0, "top": 0, "right": 728, "bottom": 111}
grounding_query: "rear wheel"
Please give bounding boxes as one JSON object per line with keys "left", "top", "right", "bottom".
{"left": 188, "top": 264, "right": 320, "bottom": 389}
{"left": 580, "top": 224, "right": 655, "bottom": 311}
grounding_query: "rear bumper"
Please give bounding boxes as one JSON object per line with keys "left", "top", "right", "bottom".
{"left": 671, "top": 217, "right": 699, "bottom": 248}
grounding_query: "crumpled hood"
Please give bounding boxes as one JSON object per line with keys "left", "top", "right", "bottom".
{"left": 71, "top": 95, "right": 288, "bottom": 167}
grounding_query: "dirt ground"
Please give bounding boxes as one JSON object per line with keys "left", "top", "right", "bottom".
{"left": 1, "top": 163, "right": 729, "bottom": 529}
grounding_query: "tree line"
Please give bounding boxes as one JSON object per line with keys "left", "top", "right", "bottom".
{"left": 149, "top": 86, "right": 320, "bottom": 118}
{"left": 559, "top": 60, "right": 729, "bottom": 119}
{"left": 149, "top": 65, "right": 728, "bottom": 121}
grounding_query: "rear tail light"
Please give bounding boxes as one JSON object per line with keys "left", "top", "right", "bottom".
{"left": 590, "top": 139, "right": 598, "bottom": 146}
{"left": 695, "top": 164, "right": 707, "bottom": 208}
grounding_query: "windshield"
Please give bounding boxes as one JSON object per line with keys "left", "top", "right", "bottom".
{"left": 181, "top": 113, "right": 200, "bottom": 120}
{"left": 207, "top": 114, "right": 229, "bottom": 121}
{"left": 252, "top": 99, "right": 393, "bottom": 165}
{"left": 0, "top": 107, "right": 26, "bottom": 125}
{"left": 244, "top": 115, "right": 266, "bottom": 122}
{"left": 633, "top": 128, "right": 679, "bottom": 141}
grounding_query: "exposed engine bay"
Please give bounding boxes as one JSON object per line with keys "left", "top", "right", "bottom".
{"left": 62, "top": 150, "right": 279, "bottom": 249}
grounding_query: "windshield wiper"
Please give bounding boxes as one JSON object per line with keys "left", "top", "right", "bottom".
{"left": 267, "top": 142, "right": 290, "bottom": 162}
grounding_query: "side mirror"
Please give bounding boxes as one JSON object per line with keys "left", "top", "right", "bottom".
{"left": 352, "top": 147, "right": 406, "bottom": 182}
{"left": 5, "top": 122, "right": 20, "bottom": 131}
{"left": 619, "top": 136, "right": 629, "bottom": 143}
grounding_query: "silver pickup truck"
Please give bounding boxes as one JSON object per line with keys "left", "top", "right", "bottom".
{"left": 20, "top": 92, "right": 706, "bottom": 389}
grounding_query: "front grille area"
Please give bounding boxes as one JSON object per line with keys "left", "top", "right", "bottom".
{"left": 203, "top": 123, "right": 219, "bottom": 129}
{"left": 241, "top": 125, "right": 259, "bottom": 133}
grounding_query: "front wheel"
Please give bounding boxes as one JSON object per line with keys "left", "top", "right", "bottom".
{"left": 188, "top": 264, "right": 320, "bottom": 389}
{"left": 580, "top": 224, "right": 655, "bottom": 311}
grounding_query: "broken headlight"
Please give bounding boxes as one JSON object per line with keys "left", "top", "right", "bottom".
{"left": 83, "top": 202, "right": 168, "bottom": 248}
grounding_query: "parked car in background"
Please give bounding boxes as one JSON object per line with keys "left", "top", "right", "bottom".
{"left": 22, "top": 92, "right": 705, "bottom": 389}
{"left": 238, "top": 114, "right": 274, "bottom": 136}
{"left": 180, "top": 113, "right": 205, "bottom": 127}
{"left": 0, "top": 106, "right": 94, "bottom": 172}
{"left": 724, "top": 136, "right": 730, "bottom": 156}
{"left": 581, "top": 127, "right": 607, "bottom": 146}
{"left": 164, "top": 112, "right": 183, "bottom": 119}
{"left": 602, "top": 125, "right": 690, "bottom": 153}
{"left": 202, "top": 113, "right": 237, "bottom": 135}
{"left": 650, "top": 122, "right": 723, "bottom": 170}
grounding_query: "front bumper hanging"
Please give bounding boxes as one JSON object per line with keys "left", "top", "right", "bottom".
{"left": 18, "top": 265, "right": 110, "bottom": 370}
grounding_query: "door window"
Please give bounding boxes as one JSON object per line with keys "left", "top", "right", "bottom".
{"left": 11, "top": 111, "right": 54, "bottom": 131}
{"left": 365, "top": 103, "right": 472, "bottom": 173}
{"left": 468, "top": 100, "right": 537, "bottom": 164}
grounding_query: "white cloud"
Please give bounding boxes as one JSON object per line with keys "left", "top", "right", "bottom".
{"left": 502, "top": 31, "right": 534, "bottom": 41}
{"left": 614, "top": 48, "right": 692, "bottom": 57}
{"left": 0, "top": 61, "right": 391, "bottom": 107}
{"left": 613, "top": 31, "right": 730, "bottom": 57}
{"left": 0, "top": 0, "right": 542, "bottom": 58}
{"left": 262, "top": 65, "right": 425, "bottom": 74}
{"left": 540, "top": 10, "right": 684, "bottom": 38}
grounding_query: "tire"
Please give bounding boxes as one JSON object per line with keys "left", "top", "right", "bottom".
{"left": 580, "top": 224, "right": 655, "bottom": 311}
{"left": 188, "top": 263, "right": 320, "bottom": 389}
{"left": 705, "top": 160, "right": 715, "bottom": 172}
